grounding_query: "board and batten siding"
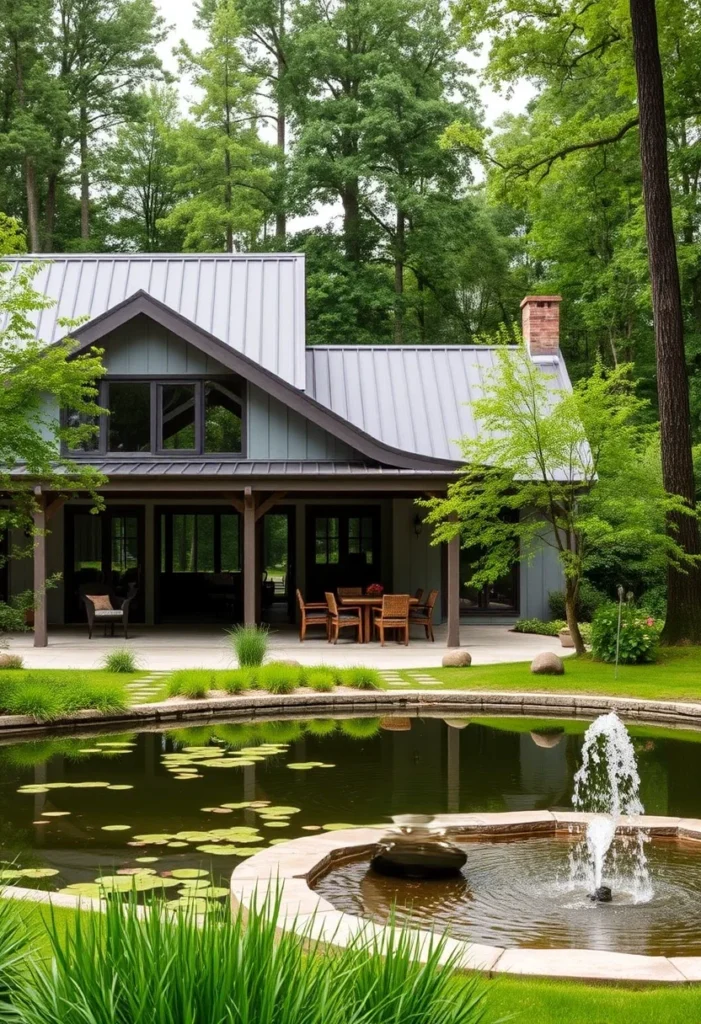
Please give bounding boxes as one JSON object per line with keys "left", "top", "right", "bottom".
{"left": 101, "top": 315, "right": 231, "bottom": 375}
{"left": 247, "top": 385, "right": 357, "bottom": 461}
{"left": 391, "top": 498, "right": 443, "bottom": 621}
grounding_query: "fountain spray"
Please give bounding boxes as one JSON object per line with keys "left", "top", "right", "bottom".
{"left": 571, "top": 712, "right": 651, "bottom": 903}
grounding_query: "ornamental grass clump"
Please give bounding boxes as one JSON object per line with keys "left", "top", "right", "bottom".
{"left": 344, "top": 667, "right": 382, "bottom": 690}
{"left": 166, "top": 670, "right": 213, "bottom": 700}
{"left": 226, "top": 624, "right": 269, "bottom": 667}
{"left": 256, "top": 663, "right": 298, "bottom": 694}
{"left": 0, "top": 672, "right": 128, "bottom": 722}
{"left": 102, "top": 648, "right": 139, "bottom": 673}
{"left": 306, "top": 668, "right": 336, "bottom": 692}
{"left": 220, "top": 669, "right": 253, "bottom": 695}
{"left": 8, "top": 892, "right": 487, "bottom": 1024}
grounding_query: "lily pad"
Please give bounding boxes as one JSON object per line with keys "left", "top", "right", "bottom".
{"left": 166, "top": 897, "right": 210, "bottom": 912}
{"left": 135, "top": 857, "right": 159, "bottom": 864}
{"left": 41, "top": 811, "right": 71, "bottom": 818}
{"left": 269, "top": 838, "right": 291, "bottom": 846}
{"left": 302, "top": 825, "right": 322, "bottom": 832}
{"left": 197, "top": 886, "right": 229, "bottom": 898}
{"left": 167, "top": 842, "right": 188, "bottom": 849}
{"left": 195, "top": 844, "right": 240, "bottom": 855}
{"left": 178, "top": 879, "right": 211, "bottom": 890}
{"left": 107, "top": 785, "right": 134, "bottom": 791}
{"left": 17, "top": 786, "right": 49, "bottom": 794}
{"left": 101, "top": 824, "right": 131, "bottom": 832}
{"left": 171, "top": 868, "right": 209, "bottom": 879}
{"left": 261, "top": 806, "right": 300, "bottom": 816}
{"left": 71, "top": 782, "right": 110, "bottom": 789}
{"left": 263, "top": 821, "right": 289, "bottom": 829}
{"left": 0, "top": 869, "right": 24, "bottom": 880}
{"left": 21, "top": 868, "right": 60, "bottom": 879}
{"left": 59, "top": 883, "right": 101, "bottom": 899}
{"left": 133, "top": 833, "right": 174, "bottom": 843}
{"left": 321, "top": 823, "right": 356, "bottom": 831}
{"left": 231, "top": 847, "right": 266, "bottom": 857}
{"left": 219, "top": 801, "right": 252, "bottom": 810}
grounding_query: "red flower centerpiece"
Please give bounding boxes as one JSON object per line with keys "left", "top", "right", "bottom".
{"left": 366, "top": 583, "right": 384, "bottom": 596}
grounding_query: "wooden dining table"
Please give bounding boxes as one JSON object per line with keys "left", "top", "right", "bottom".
{"left": 339, "top": 595, "right": 419, "bottom": 643}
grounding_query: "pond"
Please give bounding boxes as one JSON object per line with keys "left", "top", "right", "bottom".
{"left": 0, "top": 713, "right": 699, "bottom": 910}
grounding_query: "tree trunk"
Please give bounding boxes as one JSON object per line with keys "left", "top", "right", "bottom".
{"left": 630, "top": 0, "right": 701, "bottom": 643}
{"left": 394, "top": 208, "right": 405, "bottom": 344}
{"left": 565, "top": 577, "right": 586, "bottom": 655}
{"left": 45, "top": 171, "right": 58, "bottom": 251}
{"left": 341, "top": 182, "right": 361, "bottom": 263}
{"left": 24, "top": 159, "right": 41, "bottom": 253}
{"left": 80, "top": 107, "right": 90, "bottom": 240}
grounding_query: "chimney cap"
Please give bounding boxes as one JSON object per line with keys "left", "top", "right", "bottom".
{"left": 520, "top": 295, "right": 562, "bottom": 308}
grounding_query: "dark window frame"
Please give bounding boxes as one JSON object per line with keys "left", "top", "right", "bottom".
{"left": 62, "top": 376, "right": 246, "bottom": 460}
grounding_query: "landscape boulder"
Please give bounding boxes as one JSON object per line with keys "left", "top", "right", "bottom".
{"left": 442, "top": 650, "right": 472, "bottom": 668}
{"left": 530, "top": 652, "right": 565, "bottom": 675}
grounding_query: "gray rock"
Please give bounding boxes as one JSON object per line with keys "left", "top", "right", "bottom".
{"left": 530, "top": 652, "right": 565, "bottom": 675}
{"left": 442, "top": 650, "right": 472, "bottom": 668}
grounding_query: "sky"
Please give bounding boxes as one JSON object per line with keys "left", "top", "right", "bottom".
{"left": 154, "top": 1, "right": 535, "bottom": 228}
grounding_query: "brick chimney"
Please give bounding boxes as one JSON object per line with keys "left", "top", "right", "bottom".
{"left": 520, "top": 295, "right": 562, "bottom": 358}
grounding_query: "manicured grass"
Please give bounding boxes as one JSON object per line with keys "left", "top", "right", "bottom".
{"left": 413, "top": 647, "right": 701, "bottom": 703}
{"left": 0, "top": 670, "right": 137, "bottom": 721}
{"left": 485, "top": 974, "right": 701, "bottom": 1022}
{"left": 0, "top": 900, "right": 80, "bottom": 961}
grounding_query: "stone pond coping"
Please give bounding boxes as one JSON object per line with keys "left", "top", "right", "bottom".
{"left": 3, "top": 686, "right": 701, "bottom": 738}
{"left": 229, "top": 814, "right": 701, "bottom": 986}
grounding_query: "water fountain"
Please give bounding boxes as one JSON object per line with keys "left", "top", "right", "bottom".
{"left": 570, "top": 712, "right": 651, "bottom": 904}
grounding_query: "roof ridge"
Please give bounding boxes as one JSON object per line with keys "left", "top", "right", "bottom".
{"left": 4, "top": 252, "right": 306, "bottom": 260}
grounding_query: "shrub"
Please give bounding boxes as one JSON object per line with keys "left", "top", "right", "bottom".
{"left": 166, "top": 671, "right": 212, "bottom": 700}
{"left": 12, "top": 893, "right": 487, "bottom": 1024}
{"left": 0, "top": 654, "right": 23, "bottom": 670}
{"left": 513, "top": 618, "right": 565, "bottom": 637}
{"left": 102, "top": 648, "right": 139, "bottom": 673}
{"left": 591, "top": 603, "right": 661, "bottom": 664}
{"left": 226, "top": 624, "right": 269, "bottom": 667}
{"left": 0, "top": 672, "right": 128, "bottom": 722}
{"left": 256, "top": 663, "right": 298, "bottom": 695}
{"left": 344, "top": 667, "right": 382, "bottom": 690}
{"left": 306, "top": 669, "right": 336, "bottom": 692}
{"left": 548, "top": 582, "right": 604, "bottom": 623}
{"left": 220, "top": 670, "right": 252, "bottom": 695}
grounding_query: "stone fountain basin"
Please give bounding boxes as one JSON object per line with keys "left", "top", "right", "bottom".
{"left": 230, "top": 812, "right": 701, "bottom": 985}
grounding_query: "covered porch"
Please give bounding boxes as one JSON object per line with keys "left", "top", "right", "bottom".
{"left": 25, "top": 474, "right": 467, "bottom": 650}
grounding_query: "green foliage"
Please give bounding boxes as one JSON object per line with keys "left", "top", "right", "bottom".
{"left": 514, "top": 618, "right": 565, "bottom": 637}
{"left": 344, "top": 667, "right": 383, "bottom": 690}
{"left": 306, "top": 669, "right": 336, "bottom": 692}
{"left": 102, "top": 648, "right": 139, "bottom": 674}
{"left": 255, "top": 663, "right": 299, "bottom": 694}
{"left": 548, "top": 584, "right": 603, "bottom": 623}
{"left": 220, "top": 669, "right": 253, "bottom": 695}
{"left": 226, "top": 624, "right": 269, "bottom": 667}
{"left": 591, "top": 603, "right": 661, "bottom": 664}
{"left": 339, "top": 717, "right": 382, "bottom": 739}
{"left": 422, "top": 348, "right": 695, "bottom": 651}
{"left": 166, "top": 671, "right": 212, "bottom": 700}
{"left": 10, "top": 893, "right": 486, "bottom": 1024}
{"left": 0, "top": 672, "right": 128, "bottom": 721}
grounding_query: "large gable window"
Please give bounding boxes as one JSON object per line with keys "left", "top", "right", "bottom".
{"left": 65, "top": 378, "right": 244, "bottom": 457}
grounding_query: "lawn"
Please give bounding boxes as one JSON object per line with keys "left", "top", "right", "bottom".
{"left": 408, "top": 647, "right": 701, "bottom": 703}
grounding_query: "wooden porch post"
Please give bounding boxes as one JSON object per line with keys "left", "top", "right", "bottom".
{"left": 33, "top": 491, "right": 48, "bottom": 648}
{"left": 243, "top": 487, "right": 256, "bottom": 626}
{"left": 446, "top": 533, "right": 460, "bottom": 648}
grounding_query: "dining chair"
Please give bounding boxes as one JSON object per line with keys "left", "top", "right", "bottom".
{"left": 325, "top": 592, "right": 363, "bottom": 644}
{"left": 296, "top": 588, "right": 329, "bottom": 641}
{"left": 337, "top": 587, "right": 363, "bottom": 598}
{"left": 373, "top": 594, "right": 410, "bottom": 646}
{"left": 409, "top": 588, "right": 439, "bottom": 641}
{"left": 414, "top": 587, "right": 424, "bottom": 603}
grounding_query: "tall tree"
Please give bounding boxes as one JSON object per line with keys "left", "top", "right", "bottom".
{"left": 164, "top": 0, "right": 275, "bottom": 252}
{"left": 630, "top": 0, "right": 701, "bottom": 641}
{"left": 102, "top": 85, "right": 181, "bottom": 250}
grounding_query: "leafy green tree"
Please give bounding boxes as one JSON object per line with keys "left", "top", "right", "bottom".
{"left": 102, "top": 85, "right": 181, "bottom": 251}
{"left": 164, "top": 0, "right": 275, "bottom": 252}
{"left": 421, "top": 343, "right": 693, "bottom": 654}
{"left": 0, "top": 258, "right": 106, "bottom": 560}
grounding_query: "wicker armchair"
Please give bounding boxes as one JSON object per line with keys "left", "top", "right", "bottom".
{"left": 414, "top": 587, "right": 424, "bottom": 603}
{"left": 337, "top": 587, "right": 363, "bottom": 599}
{"left": 325, "top": 592, "right": 363, "bottom": 644}
{"left": 373, "top": 594, "right": 410, "bottom": 646}
{"left": 296, "top": 589, "right": 328, "bottom": 641}
{"left": 80, "top": 584, "right": 136, "bottom": 640}
{"left": 409, "top": 588, "right": 438, "bottom": 641}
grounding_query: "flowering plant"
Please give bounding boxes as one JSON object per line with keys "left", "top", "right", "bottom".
{"left": 366, "top": 583, "right": 384, "bottom": 595}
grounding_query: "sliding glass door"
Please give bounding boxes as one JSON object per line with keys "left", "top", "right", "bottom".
{"left": 157, "top": 508, "right": 241, "bottom": 622}
{"left": 65, "top": 507, "right": 145, "bottom": 623}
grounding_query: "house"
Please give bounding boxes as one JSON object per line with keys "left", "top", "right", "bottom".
{"left": 1, "top": 254, "right": 566, "bottom": 647}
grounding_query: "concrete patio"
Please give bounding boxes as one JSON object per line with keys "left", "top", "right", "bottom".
{"left": 4, "top": 623, "right": 566, "bottom": 670}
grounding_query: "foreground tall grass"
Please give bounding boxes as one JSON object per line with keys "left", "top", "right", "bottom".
{"left": 0, "top": 671, "right": 128, "bottom": 722}
{"left": 0, "top": 894, "right": 486, "bottom": 1024}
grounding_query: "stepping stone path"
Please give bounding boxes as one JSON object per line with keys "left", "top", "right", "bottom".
{"left": 126, "top": 672, "right": 167, "bottom": 703}
{"left": 405, "top": 672, "right": 443, "bottom": 687}
{"left": 379, "top": 672, "right": 407, "bottom": 688}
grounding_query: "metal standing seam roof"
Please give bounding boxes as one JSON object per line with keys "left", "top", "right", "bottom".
{"left": 1, "top": 254, "right": 307, "bottom": 389}
{"left": 12, "top": 461, "right": 454, "bottom": 478}
{"left": 306, "top": 346, "right": 573, "bottom": 462}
